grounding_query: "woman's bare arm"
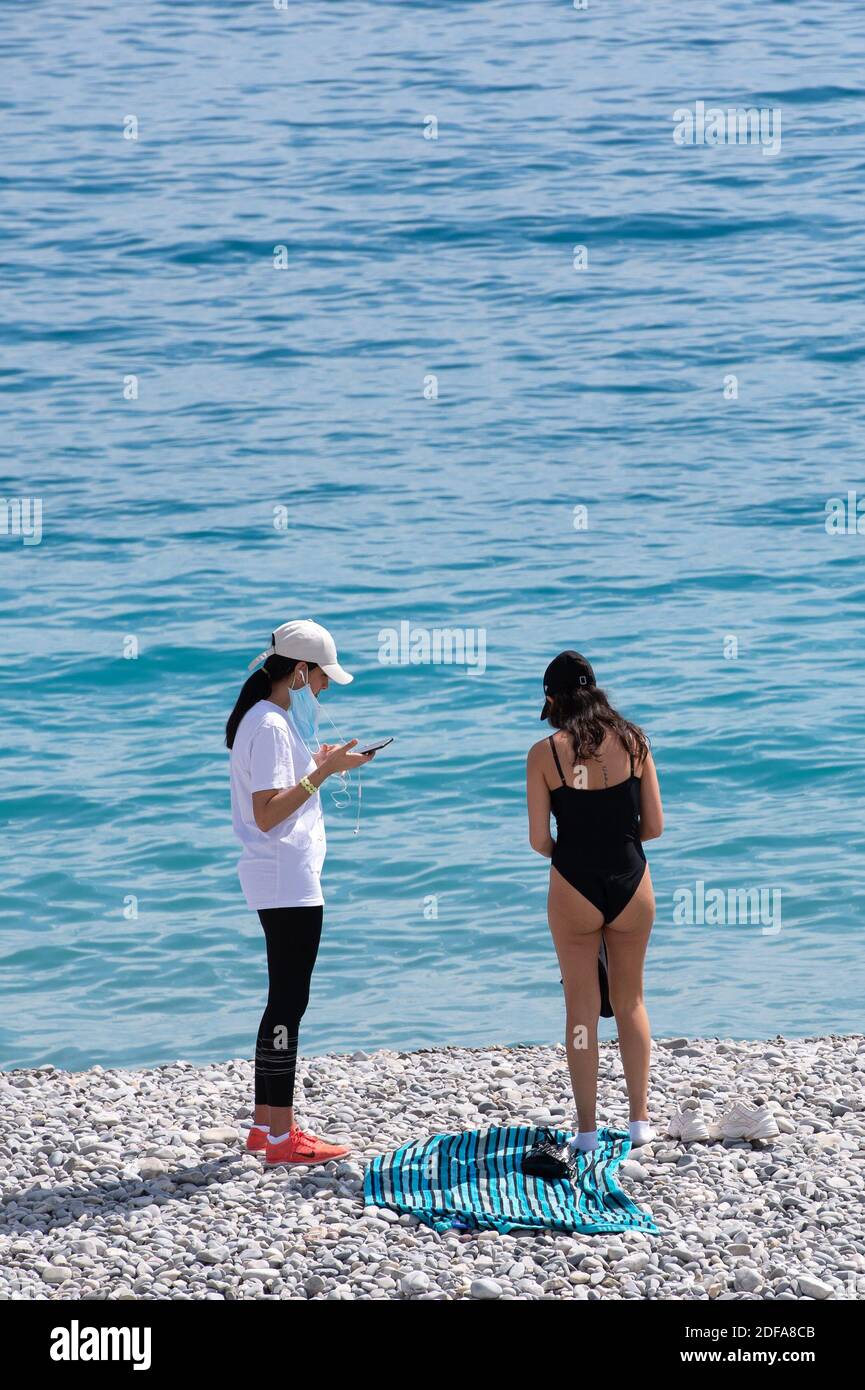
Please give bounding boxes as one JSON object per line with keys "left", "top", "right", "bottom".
{"left": 526, "top": 742, "right": 555, "bottom": 857}
{"left": 252, "top": 777, "right": 327, "bottom": 833}
{"left": 252, "top": 740, "right": 370, "bottom": 832}
{"left": 638, "top": 748, "right": 664, "bottom": 840}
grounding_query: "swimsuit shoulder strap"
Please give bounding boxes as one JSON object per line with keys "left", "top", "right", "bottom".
{"left": 548, "top": 736, "right": 567, "bottom": 786}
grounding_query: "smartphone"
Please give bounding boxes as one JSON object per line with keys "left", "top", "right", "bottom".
{"left": 356, "top": 737, "right": 394, "bottom": 755}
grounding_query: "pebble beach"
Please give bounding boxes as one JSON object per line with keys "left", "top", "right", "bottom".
{"left": 2, "top": 1035, "right": 863, "bottom": 1301}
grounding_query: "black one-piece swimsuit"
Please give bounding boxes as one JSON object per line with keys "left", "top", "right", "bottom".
{"left": 548, "top": 736, "right": 647, "bottom": 924}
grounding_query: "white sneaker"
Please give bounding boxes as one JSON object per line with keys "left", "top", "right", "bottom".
{"left": 717, "top": 1098, "right": 780, "bottom": 1142}
{"left": 666, "top": 1098, "right": 711, "bottom": 1142}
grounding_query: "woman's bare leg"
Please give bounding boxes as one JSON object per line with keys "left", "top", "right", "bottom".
{"left": 603, "top": 866, "right": 655, "bottom": 1123}
{"left": 547, "top": 866, "right": 605, "bottom": 1132}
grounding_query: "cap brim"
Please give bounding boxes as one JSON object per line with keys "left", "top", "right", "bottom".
{"left": 540, "top": 699, "right": 550, "bottom": 720}
{"left": 321, "top": 662, "right": 353, "bottom": 685}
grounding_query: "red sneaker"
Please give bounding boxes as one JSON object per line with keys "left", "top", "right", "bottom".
{"left": 265, "top": 1126, "right": 350, "bottom": 1166}
{"left": 246, "top": 1126, "right": 269, "bottom": 1154}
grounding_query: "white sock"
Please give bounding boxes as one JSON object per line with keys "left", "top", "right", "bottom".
{"left": 252, "top": 1123, "right": 269, "bottom": 1132}
{"left": 629, "top": 1120, "right": 654, "bottom": 1144}
{"left": 568, "top": 1130, "right": 597, "bottom": 1152}
{"left": 268, "top": 1130, "right": 292, "bottom": 1144}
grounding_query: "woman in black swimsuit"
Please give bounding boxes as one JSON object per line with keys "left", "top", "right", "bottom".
{"left": 526, "top": 651, "right": 664, "bottom": 1154}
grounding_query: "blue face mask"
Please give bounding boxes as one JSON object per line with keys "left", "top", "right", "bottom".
{"left": 288, "top": 672, "right": 321, "bottom": 748}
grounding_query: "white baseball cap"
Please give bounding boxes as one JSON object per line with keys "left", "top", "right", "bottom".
{"left": 247, "top": 619, "right": 353, "bottom": 684}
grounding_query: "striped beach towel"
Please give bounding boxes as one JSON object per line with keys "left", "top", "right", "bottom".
{"left": 363, "top": 1124, "right": 658, "bottom": 1235}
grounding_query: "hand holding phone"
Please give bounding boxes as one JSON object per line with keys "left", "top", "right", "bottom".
{"left": 312, "top": 743, "right": 340, "bottom": 767}
{"left": 323, "top": 740, "right": 365, "bottom": 774}
{"left": 356, "top": 737, "right": 394, "bottom": 755}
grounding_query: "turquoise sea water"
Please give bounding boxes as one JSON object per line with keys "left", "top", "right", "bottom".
{"left": 2, "top": 0, "right": 864, "bottom": 1070}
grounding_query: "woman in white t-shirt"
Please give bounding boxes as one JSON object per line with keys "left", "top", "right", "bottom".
{"left": 226, "top": 621, "right": 375, "bottom": 1166}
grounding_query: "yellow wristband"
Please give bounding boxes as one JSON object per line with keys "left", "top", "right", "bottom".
{"left": 299, "top": 776, "right": 316, "bottom": 797}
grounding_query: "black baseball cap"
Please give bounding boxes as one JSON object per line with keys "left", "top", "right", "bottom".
{"left": 540, "top": 650, "right": 596, "bottom": 719}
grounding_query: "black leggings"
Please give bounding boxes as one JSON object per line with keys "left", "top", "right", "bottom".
{"left": 254, "top": 905, "right": 323, "bottom": 1109}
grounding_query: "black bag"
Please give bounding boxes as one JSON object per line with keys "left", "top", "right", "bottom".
{"left": 521, "top": 1128, "right": 576, "bottom": 1180}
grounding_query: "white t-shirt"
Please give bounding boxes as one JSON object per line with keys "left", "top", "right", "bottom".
{"left": 229, "top": 700, "right": 326, "bottom": 910}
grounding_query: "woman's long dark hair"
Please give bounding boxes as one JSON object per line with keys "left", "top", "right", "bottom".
{"left": 225, "top": 653, "right": 317, "bottom": 749}
{"left": 546, "top": 683, "right": 650, "bottom": 768}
